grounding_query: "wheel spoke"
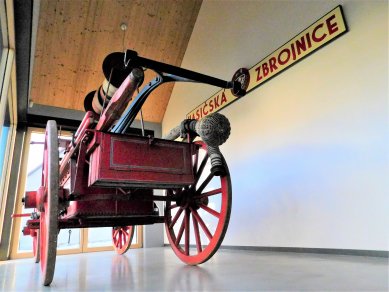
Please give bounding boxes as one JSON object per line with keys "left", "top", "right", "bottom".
{"left": 122, "top": 230, "right": 128, "bottom": 238}
{"left": 190, "top": 208, "right": 212, "bottom": 241}
{"left": 184, "top": 209, "right": 190, "bottom": 256}
{"left": 192, "top": 215, "right": 202, "bottom": 253}
{"left": 193, "top": 150, "right": 199, "bottom": 174}
{"left": 197, "top": 172, "right": 214, "bottom": 194}
{"left": 113, "top": 229, "right": 119, "bottom": 238}
{"left": 169, "top": 207, "right": 184, "bottom": 229}
{"left": 194, "top": 188, "right": 222, "bottom": 199}
{"left": 200, "top": 204, "right": 220, "bottom": 218}
{"left": 175, "top": 218, "right": 186, "bottom": 246}
{"left": 168, "top": 204, "right": 178, "bottom": 210}
{"left": 195, "top": 154, "right": 209, "bottom": 185}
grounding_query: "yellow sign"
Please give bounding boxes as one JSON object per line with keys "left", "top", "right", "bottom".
{"left": 187, "top": 6, "right": 347, "bottom": 120}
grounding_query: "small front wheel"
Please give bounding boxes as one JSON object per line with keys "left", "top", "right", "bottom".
{"left": 112, "top": 226, "right": 135, "bottom": 255}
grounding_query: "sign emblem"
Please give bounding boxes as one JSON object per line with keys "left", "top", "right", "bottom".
{"left": 231, "top": 68, "right": 250, "bottom": 97}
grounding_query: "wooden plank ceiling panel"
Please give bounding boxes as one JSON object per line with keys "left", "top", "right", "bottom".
{"left": 31, "top": 0, "right": 202, "bottom": 123}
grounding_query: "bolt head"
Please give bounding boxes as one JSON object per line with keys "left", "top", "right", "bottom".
{"left": 120, "top": 23, "right": 128, "bottom": 31}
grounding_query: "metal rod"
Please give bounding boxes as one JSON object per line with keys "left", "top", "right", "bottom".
{"left": 140, "top": 108, "right": 145, "bottom": 136}
{"left": 122, "top": 50, "right": 233, "bottom": 88}
{"left": 151, "top": 195, "right": 177, "bottom": 202}
{"left": 11, "top": 213, "right": 31, "bottom": 218}
{"left": 135, "top": 54, "right": 233, "bottom": 89}
{"left": 111, "top": 75, "right": 163, "bottom": 134}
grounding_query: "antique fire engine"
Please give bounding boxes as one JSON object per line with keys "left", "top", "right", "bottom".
{"left": 13, "top": 50, "right": 246, "bottom": 286}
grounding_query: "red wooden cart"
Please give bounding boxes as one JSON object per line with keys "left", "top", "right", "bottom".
{"left": 16, "top": 50, "right": 247, "bottom": 286}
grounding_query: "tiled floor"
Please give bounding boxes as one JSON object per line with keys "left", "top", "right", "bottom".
{"left": 0, "top": 247, "right": 387, "bottom": 291}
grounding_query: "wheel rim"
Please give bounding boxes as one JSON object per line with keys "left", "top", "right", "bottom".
{"left": 112, "top": 226, "right": 135, "bottom": 255}
{"left": 39, "top": 120, "right": 59, "bottom": 286}
{"left": 165, "top": 141, "right": 232, "bottom": 265}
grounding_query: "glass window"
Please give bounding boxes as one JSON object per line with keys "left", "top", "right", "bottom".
{"left": 0, "top": 91, "right": 11, "bottom": 205}
{"left": 0, "top": 0, "right": 4, "bottom": 51}
{"left": 87, "top": 227, "right": 113, "bottom": 248}
{"left": 0, "top": 126, "right": 9, "bottom": 178}
{"left": 87, "top": 226, "right": 138, "bottom": 248}
{"left": 0, "top": 15, "right": 2, "bottom": 50}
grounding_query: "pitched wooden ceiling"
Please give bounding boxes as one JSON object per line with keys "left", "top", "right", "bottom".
{"left": 30, "top": 0, "right": 202, "bottom": 123}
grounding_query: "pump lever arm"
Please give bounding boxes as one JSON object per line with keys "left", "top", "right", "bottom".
{"left": 124, "top": 49, "right": 235, "bottom": 89}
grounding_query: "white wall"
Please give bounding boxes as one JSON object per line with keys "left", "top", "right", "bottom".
{"left": 162, "top": 0, "right": 388, "bottom": 251}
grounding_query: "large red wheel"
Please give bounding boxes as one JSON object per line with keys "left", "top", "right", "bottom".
{"left": 39, "top": 120, "right": 59, "bottom": 286}
{"left": 112, "top": 226, "right": 135, "bottom": 255}
{"left": 165, "top": 141, "right": 232, "bottom": 265}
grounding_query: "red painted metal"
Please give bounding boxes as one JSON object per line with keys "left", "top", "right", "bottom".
{"left": 63, "top": 199, "right": 153, "bottom": 219}
{"left": 36, "top": 186, "right": 45, "bottom": 212}
{"left": 40, "top": 205, "right": 48, "bottom": 278}
{"left": 59, "top": 111, "right": 94, "bottom": 178}
{"left": 26, "top": 219, "right": 40, "bottom": 229}
{"left": 22, "top": 226, "right": 30, "bottom": 236}
{"left": 33, "top": 230, "right": 40, "bottom": 263}
{"left": 57, "top": 216, "right": 164, "bottom": 229}
{"left": 11, "top": 213, "right": 31, "bottom": 218}
{"left": 95, "top": 69, "right": 143, "bottom": 132}
{"left": 88, "top": 132, "right": 195, "bottom": 188}
{"left": 74, "top": 111, "right": 95, "bottom": 142}
{"left": 24, "top": 191, "right": 37, "bottom": 208}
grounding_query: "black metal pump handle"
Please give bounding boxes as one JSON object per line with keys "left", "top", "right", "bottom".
{"left": 124, "top": 50, "right": 234, "bottom": 89}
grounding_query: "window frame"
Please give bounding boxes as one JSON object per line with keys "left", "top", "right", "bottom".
{"left": 0, "top": 47, "right": 17, "bottom": 244}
